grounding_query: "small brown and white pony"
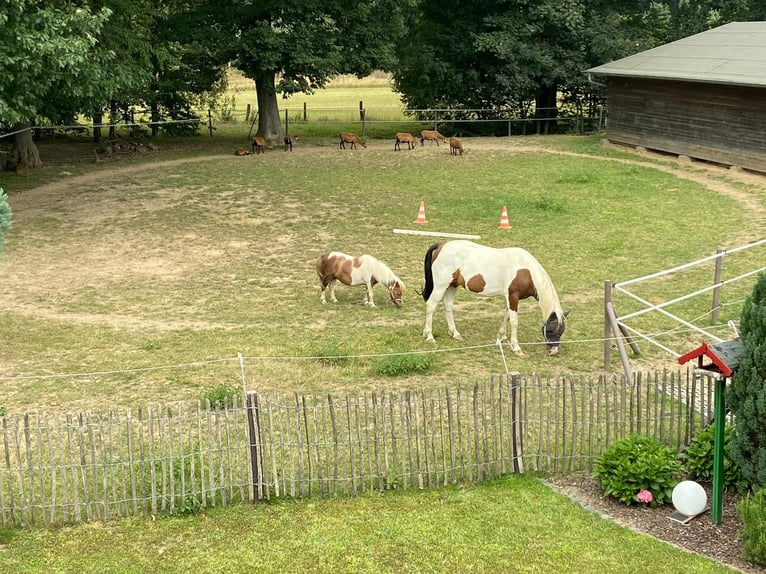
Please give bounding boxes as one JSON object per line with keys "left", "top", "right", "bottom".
{"left": 422, "top": 240, "right": 568, "bottom": 355}
{"left": 317, "top": 252, "right": 405, "bottom": 308}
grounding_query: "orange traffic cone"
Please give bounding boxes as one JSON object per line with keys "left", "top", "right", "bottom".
{"left": 415, "top": 200, "right": 428, "bottom": 224}
{"left": 498, "top": 205, "right": 511, "bottom": 229}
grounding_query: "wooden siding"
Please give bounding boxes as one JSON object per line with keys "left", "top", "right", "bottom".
{"left": 604, "top": 78, "right": 766, "bottom": 173}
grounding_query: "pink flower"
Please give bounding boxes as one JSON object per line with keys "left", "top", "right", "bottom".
{"left": 637, "top": 489, "right": 653, "bottom": 504}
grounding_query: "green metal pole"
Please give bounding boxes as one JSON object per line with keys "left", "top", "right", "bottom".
{"left": 711, "top": 377, "right": 727, "bottom": 524}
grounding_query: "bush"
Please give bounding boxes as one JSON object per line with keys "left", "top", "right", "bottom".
{"left": 372, "top": 353, "right": 434, "bottom": 376}
{"left": 737, "top": 488, "right": 766, "bottom": 565}
{"left": 728, "top": 271, "right": 766, "bottom": 490}
{"left": 202, "top": 384, "right": 239, "bottom": 408}
{"left": 593, "top": 435, "right": 683, "bottom": 506}
{"left": 680, "top": 423, "right": 748, "bottom": 493}
{"left": 312, "top": 343, "right": 351, "bottom": 366}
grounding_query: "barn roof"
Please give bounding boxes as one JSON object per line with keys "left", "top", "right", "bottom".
{"left": 586, "top": 21, "right": 766, "bottom": 88}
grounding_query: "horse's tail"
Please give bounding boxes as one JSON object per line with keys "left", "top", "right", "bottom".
{"left": 422, "top": 243, "right": 440, "bottom": 301}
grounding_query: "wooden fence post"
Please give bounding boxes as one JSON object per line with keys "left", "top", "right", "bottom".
{"left": 604, "top": 280, "right": 612, "bottom": 370}
{"left": 510, "top": 372, "right": 523, "bottom": 473}
{"left": 246, "top": 392, "right": 264, "bottom": 502}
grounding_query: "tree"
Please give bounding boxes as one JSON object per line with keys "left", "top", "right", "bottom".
{"left": 0, "top": 0, "right": 114, "bottom": 168}
{"left": 392, "top": 0, "right": 766, "bottom": 130}
{"left": 0, "top": 189, "right": 11, "bottom": 255}
{"left": 176, "top": 0, "right": 407, "bottom": 144}
{"left": 393, "top": 0, "right": 647, "bottom": 129}
{"left": 729, "top": 271, "right": 766, "bottom": 490}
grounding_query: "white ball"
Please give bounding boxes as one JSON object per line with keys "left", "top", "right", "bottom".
{"left": 672, "top": 480, "right": 707, "bottom": 516}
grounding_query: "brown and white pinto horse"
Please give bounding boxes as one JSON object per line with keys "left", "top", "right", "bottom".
{"left": 422, "top": 240, "right": 568, "bottom": 355}
{"left": 317, "top": 252, "right": 405, "bottom": 308}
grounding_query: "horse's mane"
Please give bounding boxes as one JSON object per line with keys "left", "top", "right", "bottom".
{"left": 523, "top": 251, "right": 564, "bottom": 323}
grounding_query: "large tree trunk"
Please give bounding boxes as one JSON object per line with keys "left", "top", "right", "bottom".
{"left": 10, "top": 122, "right": 42, "bottom": 170}
{"left": 254, "top": 72, "right": 283, "bottom": 146}
{"left": 534, "top": 83, "right": 558, "bottom": 135}
{"left": 93, "top": 110, "right": 103, "bottom": 144}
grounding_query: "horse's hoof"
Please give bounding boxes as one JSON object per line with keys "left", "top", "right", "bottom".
{"left": 514, "top": 350, "right": 525, "bottom": 357}
{"left": 452, "top": 334, "right": 463, "bottom": 341}
{"left": 548, "top": 347, "right": 559, "bottom": 356}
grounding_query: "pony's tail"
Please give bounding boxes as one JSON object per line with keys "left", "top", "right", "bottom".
{"left": 422, "top": 243, "right": 440, "bottom": 301}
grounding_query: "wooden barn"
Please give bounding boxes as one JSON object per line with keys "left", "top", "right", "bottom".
{"left": 586, "top": 21, "right": 766, "bottom": 173}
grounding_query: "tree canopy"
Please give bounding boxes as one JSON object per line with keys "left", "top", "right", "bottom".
{"left": 0, "top": 0, "right": 113, "bottom": 126}
{"left": 392, "top": 0, "right": 766, "bottom": 126}
{"left": 3, "top": 0, "right": 766, "bottom": 166}
{"left": 174, "top": 0, "right": 409, "bottom": 142}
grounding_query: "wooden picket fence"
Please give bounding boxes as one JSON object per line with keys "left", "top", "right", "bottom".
{"left": 0, "top": 370, "right": 714, "bottom": 527}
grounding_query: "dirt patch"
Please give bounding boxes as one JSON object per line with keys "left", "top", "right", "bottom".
{"left": 547, "top": 473, "right": 764, "bottom": 573}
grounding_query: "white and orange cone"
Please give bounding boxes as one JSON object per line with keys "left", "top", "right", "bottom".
{"left": 498, "top": 205, "right": 511, "bottom": 229}
{"left": 415, "top": 200, "right": 428, "bottom": 224}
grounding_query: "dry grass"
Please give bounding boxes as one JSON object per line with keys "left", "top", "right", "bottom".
{"left": 1, "top": 135, "right": 765, "bottom": 416}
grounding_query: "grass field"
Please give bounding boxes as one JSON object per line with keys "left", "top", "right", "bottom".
{"left": 0, "top": 474, "right": 740, "bottom": 574}
{"left": 1, "top": 131, "right": 765, "bottom": 416}
{"left": 1, "top": 84, "right": 763, "bottom": 572}
{"left": 223, "top": 69, "right": 409, "bottom": 124}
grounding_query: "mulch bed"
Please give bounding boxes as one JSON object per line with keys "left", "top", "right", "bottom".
{"left": 545, "top": 474, "right": 765, "bottom": 573}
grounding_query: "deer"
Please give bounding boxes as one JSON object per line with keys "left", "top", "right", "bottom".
{"left": 339, "top": 132, "right": 366, "bottom": 150}
{"left": 449, "top": 137, "right": 464, "bottom": 156}
{"left": 234, "top": 147, "right": 251, "bottom": 156}
{"left": 284, "top": 134, "right": 298, "bottom": 151}
{"left": 420, "top": 129, "right": 448, "bottom": 147}
{"left": 251, "top": 136, "right": 271, "bottom": 154}
{"left": 394, "top": 132, "right": 417, "bottom": 151}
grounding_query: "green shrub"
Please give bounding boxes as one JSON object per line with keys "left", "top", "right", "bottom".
{"left": 141, "top": 455, "right": 216, "bottom": 517}
{"left": 680, "top": 423, "right": 748, "bottom": 493}
{"left": 737, "top": 488, "right": 766, "bottom": 565}
{"left": 372, "top": 353, "right": 433, "bottom": 376}
{"left": 593, "top": 435, "right": 683, "bottom": 506}
{"left": 202, "top": 384, "right": 239, "bottom": 408}
{"left": 729, "top": 270, "right": 766, "bottom": 490}
{"left": 312, "top": 343, "right": 351, "bottom": 366}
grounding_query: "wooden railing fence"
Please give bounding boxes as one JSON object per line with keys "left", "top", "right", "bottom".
{"left": 0, "top": 370, "right": 714, "bottom": 527}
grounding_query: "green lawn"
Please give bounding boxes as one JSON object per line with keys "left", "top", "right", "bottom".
{"left": 0, "top": 474, "right": 738, "bottom": 574}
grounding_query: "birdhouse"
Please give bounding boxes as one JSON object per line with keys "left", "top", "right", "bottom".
{"left": 677, "top": 338, "right": 744, "bottom": 525}
{"left": 677, "top": 339, "right": 744, "bottom": 378}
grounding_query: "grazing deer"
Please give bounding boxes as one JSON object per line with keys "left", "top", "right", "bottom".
{"left": 251, "top": 136, "right": 270, "bottom": 154}
{"left": 449, "top": 137, "right": 463, "bottom": 156}
{"left": 420, "top": 130, "right": 448, "bottom": 147}
{"left": 339, "top": 132, "right": 366, "bottom": 150}
{"left": 394, "top": 132, "right": 417, "bottom": 151}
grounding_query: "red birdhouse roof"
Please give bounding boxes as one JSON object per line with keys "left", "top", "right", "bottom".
{"left": 677, "top": 340, "right": 744, "bottom": 378}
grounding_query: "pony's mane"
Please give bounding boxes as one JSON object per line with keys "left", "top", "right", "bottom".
{"left": 364, "top": 255, "right": 402, "bottom": 287}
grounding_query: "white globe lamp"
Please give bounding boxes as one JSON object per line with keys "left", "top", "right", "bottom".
{"left": 672, "top": 480, "right": 708, "bottom": 516}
